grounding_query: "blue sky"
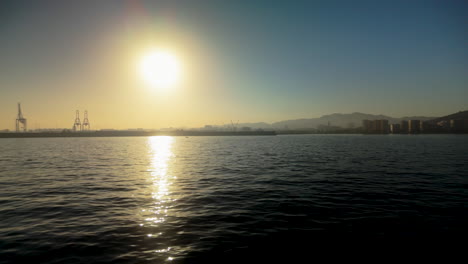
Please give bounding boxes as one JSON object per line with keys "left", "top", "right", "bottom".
{"left": 0, "top": 0, "right": 467, "bottom": 129}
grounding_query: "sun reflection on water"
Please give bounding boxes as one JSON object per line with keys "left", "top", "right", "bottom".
{"left": 146, "top": 136, "right": 174, "bottom": 226}
{"left": 142, "top": 136, "right": 177, "bottom": 260}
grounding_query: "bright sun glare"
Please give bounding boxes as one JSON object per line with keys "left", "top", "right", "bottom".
{"left": 139, "top": 50, "right": 181, "bottom": 89}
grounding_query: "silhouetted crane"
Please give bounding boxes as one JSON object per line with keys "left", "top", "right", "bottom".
{"left": 73, "top": 110, "right": 81, "bottom": 132}
{"left": 82, "top": 110, "right": 90, "bottom": 131}
{"left": 15, "top": 103, "right": 27, "bottom": 132}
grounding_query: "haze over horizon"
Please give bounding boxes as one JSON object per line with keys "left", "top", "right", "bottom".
{"left": 1, "top": 0, "right": 467, "bottom": 130}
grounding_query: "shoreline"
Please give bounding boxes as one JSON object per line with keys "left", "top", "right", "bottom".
{"left": 1, "top": 130, "right": 467, "bottom": 138}
{"left": 0, "top": 130, "right": 276, "bottom": 138}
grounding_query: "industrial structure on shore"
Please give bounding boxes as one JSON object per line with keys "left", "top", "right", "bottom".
{"left": 4, "top": 104, "right": 467, "bottom": 136}
{"left": 72, "top": 110, "right": 91, "bottom": 132}
{"left": 15, "top": 103, "right": 27, "bottom": 132}
{"left": 2, "top": 104, "right": 274, "bottom": 137}
{"left": 10, "top": 104, "right": 91, "bottom": 133}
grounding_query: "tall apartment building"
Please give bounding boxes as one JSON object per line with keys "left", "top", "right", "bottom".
{"left": 408, "top": 120, "right": 421, "bottom": 133}
{"left": 401, "top": 120, "right": 409, "bottom": 133}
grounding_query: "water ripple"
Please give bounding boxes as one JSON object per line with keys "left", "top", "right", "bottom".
{"left": 0, "top": 135, "right": 467, "bottom": 263}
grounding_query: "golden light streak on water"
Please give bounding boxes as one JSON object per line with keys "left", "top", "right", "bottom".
{"left": 147, "top": 136, "right": 174, "bottom": 225}
{"left": 143, "top": 136, "right": 176, "bottom": 259}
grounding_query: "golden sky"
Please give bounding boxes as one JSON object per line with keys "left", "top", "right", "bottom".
{"left": 1, "top": 1, "right": 467, "bottom": 130}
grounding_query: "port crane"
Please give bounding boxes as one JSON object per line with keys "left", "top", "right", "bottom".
{"left": 15, "top": 103, "right": 27, "bottom": 132}
{"left": 82, "top": 110, "right": 90, "bottom": 131}
{"left": 73, "top": 110, "right": 81, "bottom": 132}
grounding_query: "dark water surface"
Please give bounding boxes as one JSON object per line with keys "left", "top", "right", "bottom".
{"left": 1, "top": 135, "right": 467, "bottom": 263}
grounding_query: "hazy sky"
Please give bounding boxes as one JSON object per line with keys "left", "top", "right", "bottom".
{"left": 1, "top": 0, "right": 467, "bottom": 130}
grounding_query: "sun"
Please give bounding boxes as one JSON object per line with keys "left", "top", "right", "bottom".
{"left": 139, "top": 50, "right": 181, "bottom": 89}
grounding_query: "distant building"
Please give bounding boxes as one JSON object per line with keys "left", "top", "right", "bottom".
{"left": 362, "top": 120, "right": 371, "bottom": 133}
{"left": 450, "top": 119, "right": 468, "bottom": 133}
{"left": 419, "top": 121, "right": 429, "bottom": 133}
{"left": 370, "top": 120, "right": 377, "bottom": 132}
{"left": 390, "top": 124, "right": 401, "bottom": 134}
{"left": 408, "top": 120, "right": 421, "bottom": 133}
{"left": 437, "top": 120, "right": 450, "bottom": 129}
{"left": 401, "top": 120, "right": 409, "bottom": 133}
{"left": 378, "top": 120, "right": 389, "bottom": 133}
{"left": 362, "top": 119, "right": 389, "bottom": 134}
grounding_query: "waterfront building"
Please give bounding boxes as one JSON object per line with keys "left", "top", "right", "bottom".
{"left": 450, "top": 119, "right": 468, "bottom": 133}
{"left": 362, "top": 120, "right": 371, "bottom": 133}
{"left": 419, "top": 121, "right": 428, "bottom": 133}
{"left": 362, "top": 119, "right": 389, "bottom": 134}
{"left": 401, "top": 120, "right": 409, "bottom": 133}
{"left": 390, "top": 124, "right": 401, "bottom": 133}
{"left": 408, "top": 120, "right": 421, "bottom": 133}
{"left": 378, "top": 120, "right": 389, "bottom": 133}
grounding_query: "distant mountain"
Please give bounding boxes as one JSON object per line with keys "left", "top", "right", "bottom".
{"left": 427, "top": 110, "right": 468, "bottom": 125}
{"left": 271, "top": 112, "right": 436, "bottom": 129}
{"left": 204, "top": 112, "right": 440, "bottom": 130}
